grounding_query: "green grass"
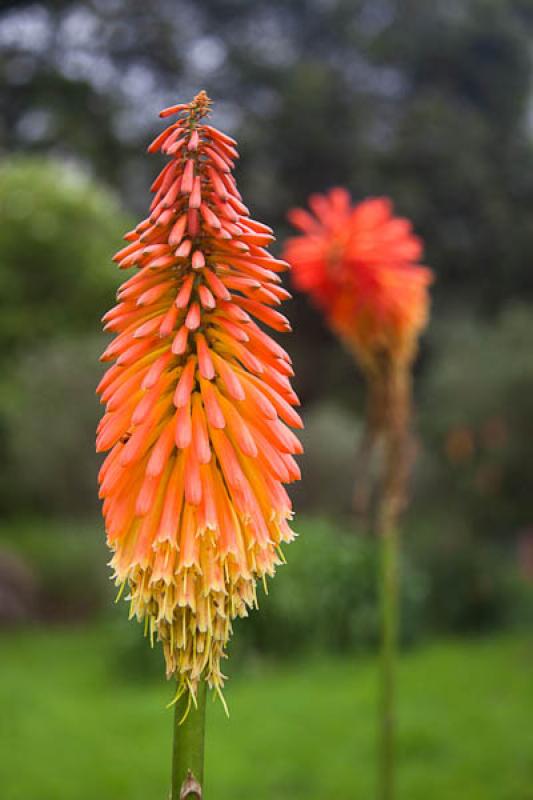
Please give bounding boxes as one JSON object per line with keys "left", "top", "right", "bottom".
{"left": 1, "top": 626, "right": 532, "bottom": 799}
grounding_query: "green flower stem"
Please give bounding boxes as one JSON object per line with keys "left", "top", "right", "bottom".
{"left": 378, "top": 521, "right": 399, "bottom": 800}
{"left": 171, "top": 681, "right": 207, "bottom": 799}
{"left": 372, "top": 362, "right": 411, "bottom": 800}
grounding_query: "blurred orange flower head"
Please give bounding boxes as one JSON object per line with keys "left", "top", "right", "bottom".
{"left": 97, "top": 92, "right": 302, "bottom": 706}
{"left": 284, "top": 188, "right": 432, "bottom": 369}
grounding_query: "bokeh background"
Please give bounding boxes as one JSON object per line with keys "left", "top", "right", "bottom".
{"left": 1, "top": 2, "right": 533, "bottom": 799}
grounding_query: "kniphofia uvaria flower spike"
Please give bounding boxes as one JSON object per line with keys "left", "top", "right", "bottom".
{"left": 284, "top": 189, "right": 432, "bottom": 374}
{"left": 97, "top": 92, "right": 302, "bottom": 710}
{"left": 284, "top": 188, "right": 432, "bottom": 800}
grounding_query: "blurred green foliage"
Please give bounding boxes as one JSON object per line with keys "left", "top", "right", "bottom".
{"left": 0, "top": 157, "right": 129, "bottom": 512}
{"left": 0, "top": 518, "right": 111, "bottom": 621}
{"left": 0, "top": 157, "right": 125, "bottom": 361}
{"left": 419, "top": 305, "right": 533, "bottom": 538}
{"left": 405, "top": 510, "right": 527, "bottom": 634}
{"left": 291, "top": 404, "right": 362, "bottom": 515}
{"left": 3, "top": 337, "right": 105, "bottom": 513}
{"left": 240, "top": 517, "right": 427, "bottom": 657}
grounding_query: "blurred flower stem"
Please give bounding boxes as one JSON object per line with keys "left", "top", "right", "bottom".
{"left": 379, "top": 522, "right": 398, "bottom": 800}
{"left": 171, "top": 681, "right": 207, "bottom": 799}
{"left": 373, "top": 362, "right": 412, "bottom": 800}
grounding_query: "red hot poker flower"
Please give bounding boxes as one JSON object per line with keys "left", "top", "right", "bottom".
{"left": 285, "top": 192, "right": 432, "bottom": 795}
{"left": 284, "top": 188, "right": 432, "bottom": 372}
{"left": 97, "top": 92, "right": 302, "bottom": 707}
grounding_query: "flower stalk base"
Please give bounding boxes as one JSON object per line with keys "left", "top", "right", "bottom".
{"left": 171, "top": 679, "right": 207, "bottom": 799}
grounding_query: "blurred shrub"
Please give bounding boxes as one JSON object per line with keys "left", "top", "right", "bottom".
{"left": 405, "top": 510, "right": 525, "bottom": 634}
{"left": 291, "top": 403, "right": 360, "bottom": 515}
{"left": 0, "top": 547, "right": 38, "bottom": 624}
{"left": 109, "top": 612, "right": 167, "bottom": 682}
{"left": 0, "top": 157, "right": 129, "bottom": 513}
{"left": 419, "top": 305, "right": 533, "bottom": 539}
{"left": 235, "top": 516, "right": 428, "bottom": 659}
{"left": 0, "top": 518, "right": 111, "bottom": 622}
{"left": 0, "top": 156, "right": 126, "bottom": 361}
{"left": 4, "top": 337, "right": 105, "bottom": 513}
